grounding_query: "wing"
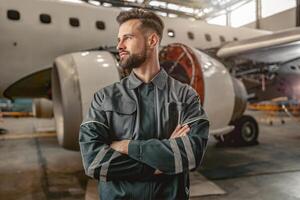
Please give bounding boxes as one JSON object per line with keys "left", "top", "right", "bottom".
{"left": 217, "top": 28, "right": 300, "bottom": 63}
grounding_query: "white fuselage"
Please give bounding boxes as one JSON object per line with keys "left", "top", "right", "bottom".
{"left": 0, "top": 0, "right": 269, "bottom": 98}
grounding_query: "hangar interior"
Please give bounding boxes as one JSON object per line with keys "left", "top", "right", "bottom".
{"left": 1, "top": 0, "right": 300, "bottom": 200}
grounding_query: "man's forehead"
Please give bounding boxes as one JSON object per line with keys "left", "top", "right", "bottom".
{"left": 118, "top": 19, "right": 142, "bottom": 37}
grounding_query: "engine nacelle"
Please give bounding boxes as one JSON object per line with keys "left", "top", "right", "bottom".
{"left": 52, "top": 51, "right": 120, "bottom": 150}
{"left": 52, "top": 43, "right": 247, "bottom": 150}
{"left": 159, "top": 44, "right": 247, "bottom": 130}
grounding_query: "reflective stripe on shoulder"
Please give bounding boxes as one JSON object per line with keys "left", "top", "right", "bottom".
{"left": 181, "top": 135, "right": 196, "bottom": 170}
{"left": 80, "top": 120, "right": 109, "bottom": 129}
{"left": 170, "top": 138, "right": 183, "bottom": 174}
{"left": 87, "top": 145, "right": 110, "bottom": 178}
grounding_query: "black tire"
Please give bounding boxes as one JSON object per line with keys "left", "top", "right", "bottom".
{"left": 0, "top": 128, "right": 8, "bottom": 135}
{"left": 216, "top": 115, "right": 259, "bottom": 147}
{"left": 213, "top": 135, "right": 222, "bottom": 142}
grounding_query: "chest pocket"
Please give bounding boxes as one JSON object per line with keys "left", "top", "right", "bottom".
{"left": 166, "top": 101, "right": 186, "bottom": 137}
{"left": 103, "top": 100, "right": 136, "bottom": 140}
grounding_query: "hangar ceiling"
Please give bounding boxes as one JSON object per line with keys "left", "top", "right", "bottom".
{"left": 84, "top": 0, "right": 252, "bottom": 20}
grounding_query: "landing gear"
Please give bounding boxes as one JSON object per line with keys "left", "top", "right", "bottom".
{"left": 215, "top": 115, "right": 259, "bottom": 147}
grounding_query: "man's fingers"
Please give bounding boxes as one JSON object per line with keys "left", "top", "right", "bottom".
{"left": 154, "top": 169, "right": 163, "bottom": 175}
{"left": 170, "top": 125, "right": 182, "bottom": 137}
{"left": 176, "top": 125, "right": 190, "bottom": 136}
{"left": 170, "top": 125, "right": 190, "bottom": 138}
{"left": 172, "top": 125, "right": 181, "bottom": 135}
{"left": 179, "top": 127, "right": 190, "bottom": 136}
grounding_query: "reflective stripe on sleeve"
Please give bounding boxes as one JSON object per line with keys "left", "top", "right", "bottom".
{"left": 87, "top": 145, "right": 110, "bottom": 178}
{"left": 100, "top": 151, "right": 121, "bottom": 182}
{"left": 181, "top": 135, "right": 196, "bottom": 170}
{"left": 170, "top": 138, "right": 183, "bottom": 174}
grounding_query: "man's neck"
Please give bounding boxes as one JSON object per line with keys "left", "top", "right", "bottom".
{"left": 133, "top": 58, "right": 160, "bottom": 83}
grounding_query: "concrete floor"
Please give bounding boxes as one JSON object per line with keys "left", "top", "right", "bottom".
{"left": 0, "top": 118, "right": 86, "bottom": 200}
{"left": 196, "top": 111, "right": 300, "bottom": 200}
{"left": 1, "top": 112, "right": 300, "bottom": 200}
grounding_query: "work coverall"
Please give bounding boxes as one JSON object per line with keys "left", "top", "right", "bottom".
{"left": 79, "top": 69, "right": 209, "bottom": 199}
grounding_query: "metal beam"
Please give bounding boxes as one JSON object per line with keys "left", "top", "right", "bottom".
{"left": 200, "top": 0, "right": 251, "bottom": 20}
{"left": 84, "top": 0, "right": 198, "bottom": 18}
{"left": 297, "top": 0, "right": 300, "bottom": 26}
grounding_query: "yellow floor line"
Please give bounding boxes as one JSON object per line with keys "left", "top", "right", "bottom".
{"left": 0, "top": 132, "right": 56, "bottom": 140}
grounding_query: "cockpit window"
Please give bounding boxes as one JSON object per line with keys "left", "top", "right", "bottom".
{"left": 40, "top": 14, "right": 51, "bottom": 24}
{"left": 69, "top": 17, "right": 80, "bottom": 27}
{"left": 7, "top": 10, "right": 20, "bottom": 21}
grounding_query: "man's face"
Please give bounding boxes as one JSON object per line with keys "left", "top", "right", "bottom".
{"left": 117, "top": 19, "right": 148, "bottom": 69}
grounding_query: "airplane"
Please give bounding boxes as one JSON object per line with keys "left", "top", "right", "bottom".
{"left": 1, "top": 0, "right": 300, "bottom": 150}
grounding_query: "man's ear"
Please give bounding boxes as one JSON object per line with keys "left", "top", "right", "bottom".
{"left": 148, "top": 32, "right": 159, "bottom": 48}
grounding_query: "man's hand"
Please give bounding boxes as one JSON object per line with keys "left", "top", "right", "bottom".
{"left": 170, "top": 124, "right": 190, "bottom": 139}
{"left": 110, "top": 140, "right": 130, "bottom": 154}
{"left": 154, "top": 169, "right": 163, "bottom": 175}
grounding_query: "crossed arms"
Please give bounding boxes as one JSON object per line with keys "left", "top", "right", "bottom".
{"left": 79, "top": 90, "right": 209, "bottom": 182}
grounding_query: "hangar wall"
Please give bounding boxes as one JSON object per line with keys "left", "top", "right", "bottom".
{"left": 244, "top": 8, "right": 296, "bottom": 31}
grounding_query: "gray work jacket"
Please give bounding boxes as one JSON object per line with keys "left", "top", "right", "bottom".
{"left": 79, "top": 69, "right": 209, "bottom": 200}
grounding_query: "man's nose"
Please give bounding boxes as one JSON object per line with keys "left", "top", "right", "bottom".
{"left": 117, "top": 40, "right": 125, "bottom": 51}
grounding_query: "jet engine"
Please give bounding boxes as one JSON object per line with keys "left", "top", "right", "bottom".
{"left": 52, "top": 43, "right": 254, "bottom": 150}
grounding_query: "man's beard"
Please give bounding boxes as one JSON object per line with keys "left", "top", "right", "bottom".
{"left": 119, "top": 45, "right": 147, "bottom": 69}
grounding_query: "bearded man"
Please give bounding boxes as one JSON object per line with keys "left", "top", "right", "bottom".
{"left": 79, "top": 8, "right": 209, "bottom": 200}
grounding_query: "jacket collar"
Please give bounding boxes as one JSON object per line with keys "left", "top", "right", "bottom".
{"left": 128, "top": 68, "right": 168, "bottom": 90}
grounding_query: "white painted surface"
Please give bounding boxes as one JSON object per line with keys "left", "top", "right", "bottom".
{"left": 193, "top": 48, "right": 235, "bottom": 130}
{"left": 72, "top": 51, "right": 120, "bottom": 118}
{"left": 0, "top": 0, "right": 268, "bottom": 98}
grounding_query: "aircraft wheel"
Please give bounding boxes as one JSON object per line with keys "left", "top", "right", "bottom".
{"left": 216, "top": 115, "right": 259, "bottom": 147}
{"left": 0, "top": 128, "right": 8, "bottom": 135}
{"left": 213, "top": 135, "right": 222, "bottom": 142}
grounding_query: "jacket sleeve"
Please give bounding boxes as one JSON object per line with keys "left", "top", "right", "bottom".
{"left": 79, "top": 92, "right": 155, "bottom": 182}
{"left": 128, "top": 87, "right": 209, "bottom": 175}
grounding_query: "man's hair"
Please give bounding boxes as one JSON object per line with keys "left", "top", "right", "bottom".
{"left": 116, "top": 8, "right": 164, "bottom": 43}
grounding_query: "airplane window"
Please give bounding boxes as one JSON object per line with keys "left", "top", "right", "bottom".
{"left": 96, "top": 21, "right": 105, "bottom": 30}
{"left": 220, "top": 36, "right": 226, "bottom": 42}
{"left": 69, "top": 17, "right": 80, "bottom": 27}
{"left": 290, "top": 66, "right": 296, "bottom": 70}
{"left": 167, "top": 29, "right": 175, "bottom": 38}
{"left": 205, "top": 34, "right": 211, "bottom": 42}
{"left": 233, "top": 37, "right": 238, "bottom": 41}
{"left": 7, "top": 10, "right": 20, "bottom": 21}
{"left": 187, "top": 32, "right": 194, "bottom": 40}
{"left": 40, "top": 14, "right": 51, "bottom": 24}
